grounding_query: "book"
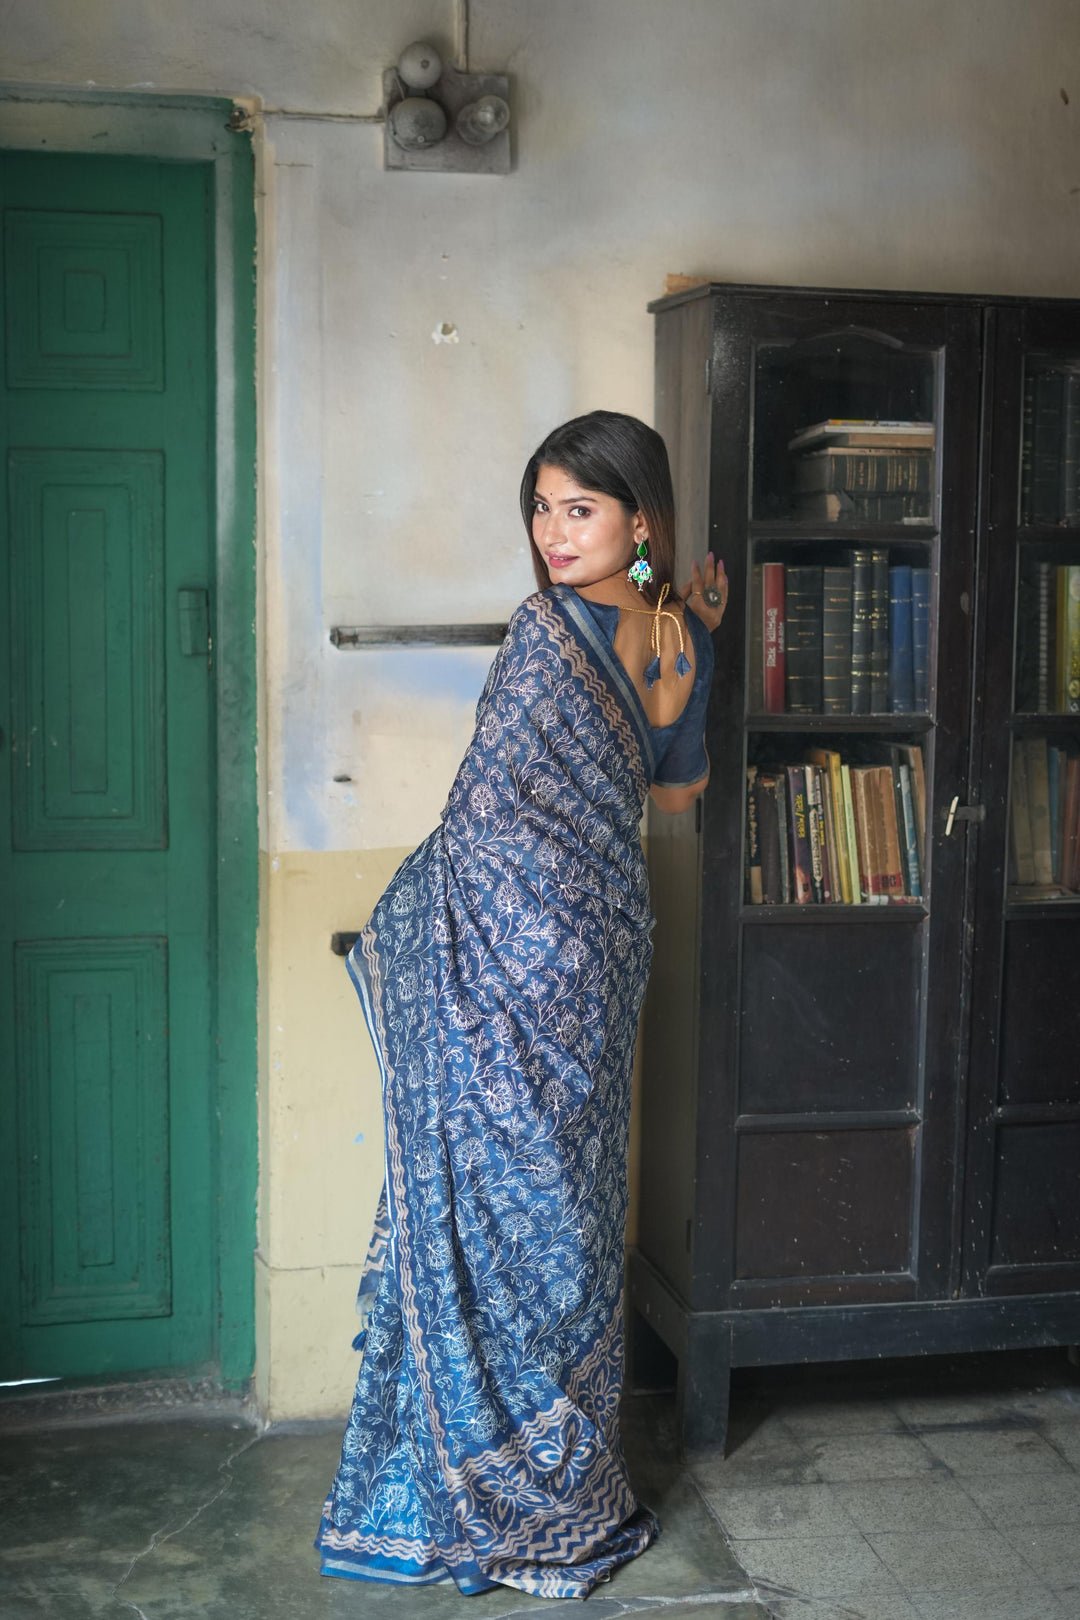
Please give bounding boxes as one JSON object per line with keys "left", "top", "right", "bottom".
{"left": 1064, "top": 371, "right": 1080, "bottom": 525}
{"left": 807, "top": 748, "right": 853, "bottom": 904}
{"left": 787, "top": 419, "right": 935, "bottom": 453}
{"left": 1064, "top": 754, "right": 1080, "bottom": 890}
{"left": 786, "top": 765, "right": 814, "bottom": 903}
{"left": 1063, "top": 565, "right": 1080, "bottom": 712}
{"left": 794, "top": 490, "right": 932, "bottom": 523}
{"left": 746, "top": 766, "right": 763, "bottom": 903}
{"left": 757, "top": 772, "right": 784, "bottom": 904}
{"left": 849, "top": 549, "right": 872, "bottom": 714}
{"left": 818, "top": 765, "right": 840, "bottom": 905}
{"left": 1036, "top": 560, "right": 1053, "bottom": 714}
{"left": 888, "top": 564, "right": 915, "bottom": 712}
{"left": 793, "top": 447, "right": 934, "bottom": 496}
{"left": 1032, "top": 370, "right": 1066, "bottom": 524}
{"left": 849, "top": 767, "right": 880, "bottom": 903}
{"left": 869, "top": 548, "right": 890, "bottom": 711}
{"left": 839, "top": 762, "right": 862, "bottom": 905}
{"left": 1049, "top": 745, "right": 1062, "bottom": 881}
{"left": 805, "top": 765, "right": 826, "bottom": 903}
{"left": 898, "top": 744, "right": 927, "bottom": 877}
{"left": 897, "top": 761, "right": 922, "bottom": 899}
{"left": 774, "top": 770, "right": 792, "bottom": 902}
{"left": 822, "top": 564, "right": 853, "bottom": 714}
{"left": 762, "top": 561, "right": 786, "bottom": 713}
{"left": 871, "top": 764, "right": 906, "bottom": 899}
{"left": 1010, "top": 740, "right": 1035, "bottom": 885}
{"left": 748, "top": 564, "right": 764, "bottom": 712}
{"left": 912, "top": 567, "right": 930, "bottom": 712}
{"left": 1024, "top": 737, "right": 1054, "bottom": 885}
{"left": 785, "top": 565, "right": 824, "bottom": 713}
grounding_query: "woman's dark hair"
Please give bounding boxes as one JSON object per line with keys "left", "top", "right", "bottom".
{"left": 519, "top": 410, "right": 679, "bottom": 607}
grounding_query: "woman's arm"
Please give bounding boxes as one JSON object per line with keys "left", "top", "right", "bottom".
{"left": 649, "top": 771, "right": 709, "bottom": 816}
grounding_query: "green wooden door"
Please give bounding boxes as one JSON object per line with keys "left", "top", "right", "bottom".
{"left": 0, "top": 152, "right": 217, "bottom": 1380}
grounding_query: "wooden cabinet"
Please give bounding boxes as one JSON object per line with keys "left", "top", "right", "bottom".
{"left": 630, "top": 283, "right": 1080, "bottom": 1452}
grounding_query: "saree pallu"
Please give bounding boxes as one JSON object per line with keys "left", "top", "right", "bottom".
{"left": 315, "top": 584, "right": 666, "bottom": 1598}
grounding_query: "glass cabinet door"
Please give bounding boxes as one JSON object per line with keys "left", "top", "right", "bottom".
{"left": 962, "top": 303, "right": 1080, "bottom": 1300}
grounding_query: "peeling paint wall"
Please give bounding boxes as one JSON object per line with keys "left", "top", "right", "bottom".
{"left": 5, "top": 0, "right": 1080, "bottom": 1420}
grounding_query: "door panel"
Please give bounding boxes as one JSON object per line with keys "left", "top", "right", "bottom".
{"left": 1, "top": 151, "right": 216, "bottom": 1380}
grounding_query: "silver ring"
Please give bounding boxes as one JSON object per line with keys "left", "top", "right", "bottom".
{"left": 703, "top": 584, "right": 722, "bottom": 608}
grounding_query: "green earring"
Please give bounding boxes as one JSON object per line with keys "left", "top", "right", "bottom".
{"left": 627, "top": 537, "right": 653, "bottom": 590}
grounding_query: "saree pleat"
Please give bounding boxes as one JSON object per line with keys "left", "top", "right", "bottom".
{"left": 315, "top": 586, "right": 665, "bottom": 1597}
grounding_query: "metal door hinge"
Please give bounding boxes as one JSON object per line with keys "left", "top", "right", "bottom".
{"left": 945, "top": 795, "right": 986, "bottom": 836}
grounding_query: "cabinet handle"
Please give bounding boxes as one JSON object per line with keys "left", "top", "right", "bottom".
{"left": 945, "top": 795, "right": 986, "bottom": 836}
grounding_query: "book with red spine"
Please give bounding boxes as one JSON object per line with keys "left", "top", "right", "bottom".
{"left": 762, "top": 561, "right": 786, "bottom": 713}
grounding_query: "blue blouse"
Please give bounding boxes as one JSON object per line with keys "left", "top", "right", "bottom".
{"left": 575, "top": 593, "right": 714, "bottom": 788}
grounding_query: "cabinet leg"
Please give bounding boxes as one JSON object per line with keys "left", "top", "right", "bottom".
{"left": 677, "top": 1317, "right": 732, "bottom": 1457}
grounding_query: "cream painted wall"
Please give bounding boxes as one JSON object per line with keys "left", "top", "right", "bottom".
{"left": 5, "top": 0, "right": 1080, "bottom": 1419}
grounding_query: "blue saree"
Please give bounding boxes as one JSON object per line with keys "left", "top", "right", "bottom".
{"left": 315, "top": 583, "right": 712, "bottom": 1599}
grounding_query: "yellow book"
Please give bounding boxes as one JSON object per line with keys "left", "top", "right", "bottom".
{"left": 806, "top": 747, "right": 854, "bottom": 903}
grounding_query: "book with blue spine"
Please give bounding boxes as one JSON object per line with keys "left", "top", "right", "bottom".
{"left": 898, "top": 762, "right": 921, "bottom": 898}
{"left": 912, "top": 567, "right": 930, "bottom": 712}
{"left": 888, "top": 564, "right": 914, "bottom": 712}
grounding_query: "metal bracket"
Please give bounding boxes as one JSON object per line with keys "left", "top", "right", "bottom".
{"left": 945, "top": 795, "right": 986, "bottom": 836}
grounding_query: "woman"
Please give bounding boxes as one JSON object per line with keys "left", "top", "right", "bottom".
{"left": 314, "top": 411, "right": 727, "bottom": 1598}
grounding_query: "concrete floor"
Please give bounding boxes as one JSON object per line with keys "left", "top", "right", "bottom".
{"left": 2, "top": 1348, "right": 1079, "bottom": 1620}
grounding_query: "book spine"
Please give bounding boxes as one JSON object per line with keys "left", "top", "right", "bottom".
{"left": 794, "top": 448, "right": 933, "bottom": 495}
{"left": 1020, "top": 370, "right": 1034, "bottom": 525}
{"left": 1064, "top": 754, "right": 1080, "bottom": 891}
{"left": 786, "top": 765, "right": 814, "bottom": 903}
{"left": 1037, "top": 560, "right": 1053, "bottom": 714}
{"left": 898, "top": 763, "right": 922, "bottom": 899}
{"left": 1048, "top": 746, "right": 1061, "bottom": 882}
{"left": 849, "top": 768, "right": 879, "bottom": 902}
{"left": 774, "top": 772, "right": 792, "bottom": 902}
{"left": 827, "top": 751, "right": 853, "bottom": 903}
{"left": 1057, "top": 565, "right": 1070, "bottom": 710}
{"left": 746, "top": 766, "right": 763, "bottom": 903}
{"left": 807, "top": 765, "right": 830, "bottom": 903}
{"left": 869, "top": 548, "right": 890, "bottom": 711}
{"left": 758, "top": 774, "right": 783, "bottom": 904}
{"left": 1024, "top": 737, "right": 1054, "bottom": 885}
{"left": 1064, "top": 372, "right": 1080, "bottom": 525}
{"left": 912, "top": 567, "right": 930, "bottom": 713}
{"left": 888, "top": 564, "right": 915, "bottom": 712}
{"left": 748, "top": 564, "right": 764, "bottom": 713}
{"left": 874, "top": 765, "right": 906, "bottom": 899}
{"left": 903, "top": 745, "right": 927, "bottom": 878}
{"left": 1010, "top": 740, "right": 1035, "bottom": 885}
{"left": 818, "top": 764, "right": 839, "bottom": 903}
{"left": 822, "top": 565, "right": 853, "bottom": 715}
{"left": 785, "top": 565, "right": 824, "bottom": 714}
{"left": 1066, "top": 565, "right": 1080, "bottom": 713}
{"left": 1034, "top": 369, "right": 1065, "bottom": 524}
{"left": 849, "top": 549, "right": 872, "bottom": 714}
{"left": 840, "top": 763, "right": 862, "bottom": 904}
{"left": 762, "top": 561, "right": 786, "bottom": 713}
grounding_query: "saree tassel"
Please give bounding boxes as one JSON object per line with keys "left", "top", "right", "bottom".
{"left": 643, "top": 655, "right": 662, "bottom": 689}
{"left": 674, "top": 650, "right": 692, "bottom": 678}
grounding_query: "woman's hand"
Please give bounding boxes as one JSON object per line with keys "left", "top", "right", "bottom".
{"left": 681, "top": 552, "right": 728, "bottom": 632}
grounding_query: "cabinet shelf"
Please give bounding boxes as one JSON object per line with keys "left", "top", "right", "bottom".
{"left": 749, "top": 521, "right": 938, "bottom": 545}
{"left": 740, "top": 903, "right": 928, "bottom": 924}
{"left": 1010, "top": 712, "right": 1080, "bottom": 733}
{"left": 746, "top": 713, "right": 934, "bottom": 733}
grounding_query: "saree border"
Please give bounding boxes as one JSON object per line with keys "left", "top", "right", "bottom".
{"left": 539, "top": 585, "right": 656, "bottom": 785}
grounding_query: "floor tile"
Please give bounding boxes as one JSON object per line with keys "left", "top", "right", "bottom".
{"left": 864, "top": 1527, "right": 1032, "bottom": 1590}
{"left": 917, "top": 1425, "right": 1069, "bottom": 1476}
{"left": 691, "top": 1418, "right": 824, "bottom": 1489}
{"left": 957, "top": 1469, "right": 1080, "bottom": 1529}
{"left": 828, "top": 1477, "right": 987, "bottom": 1533}
{"left": 1040, "top": 1417, "right": 1080, "bottom": 1468}
{"left": 767, "top": 1599, "right": 921, "bottom": 1620}
{"left": 996, "top": 1520, "right": 1080, "bottom": 1593}
{"left": 907, "top": 1585, "right": 1066, "bottom": 1620}
{"left": 778, "top": 1399, "right": 908, "bottom": 1440}
{"left": 697, "top": 1481, "right": 856, "bottom": 1540}
{"left": 804, "top": 1433, "right": 942, "bottom": 1482}
{"left": 732, "top": 1532, "right": 904, "bottom": 1599}
{"left": 891, "top": 1392, "right": 1039, "bottom": 1429}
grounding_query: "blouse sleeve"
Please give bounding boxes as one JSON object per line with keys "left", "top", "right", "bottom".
{"left": 651, "top": 610, "right": 714, "bottom": 788}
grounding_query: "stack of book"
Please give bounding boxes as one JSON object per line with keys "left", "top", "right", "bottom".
{"left": 745, "top": 745, "right": 925, "bottom": 905}
{"left": 788, "top": 420, "right": 935, "bottom": 524}
{"left": 748, "top": 554, "right": 930, "bottom": 714}
{"left": 1020, "top": 369, "right": 1080, "bottom": 527}
{"left": 1025, "top": 562, "right": 1080, "bottom": 713}
{"left": 1008, "top": 737, "right": 1080, "bottom": 899}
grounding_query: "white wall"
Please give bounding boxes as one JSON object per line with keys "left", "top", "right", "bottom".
{"left": 5, "top": 0, "right": 1080, "bottom": 1415}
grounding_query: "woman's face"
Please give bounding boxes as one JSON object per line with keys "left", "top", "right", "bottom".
{"left": 531, "top": 462, "right": 644, "bottom": 588}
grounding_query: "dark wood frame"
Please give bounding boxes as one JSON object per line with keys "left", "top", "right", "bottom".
{"left": 630, "top": 283, "right": 1080, "bottom": 1452}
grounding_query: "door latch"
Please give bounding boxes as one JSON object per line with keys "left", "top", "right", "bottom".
{"left": 945, "top": 795, "right": 986, "bottom": 836}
